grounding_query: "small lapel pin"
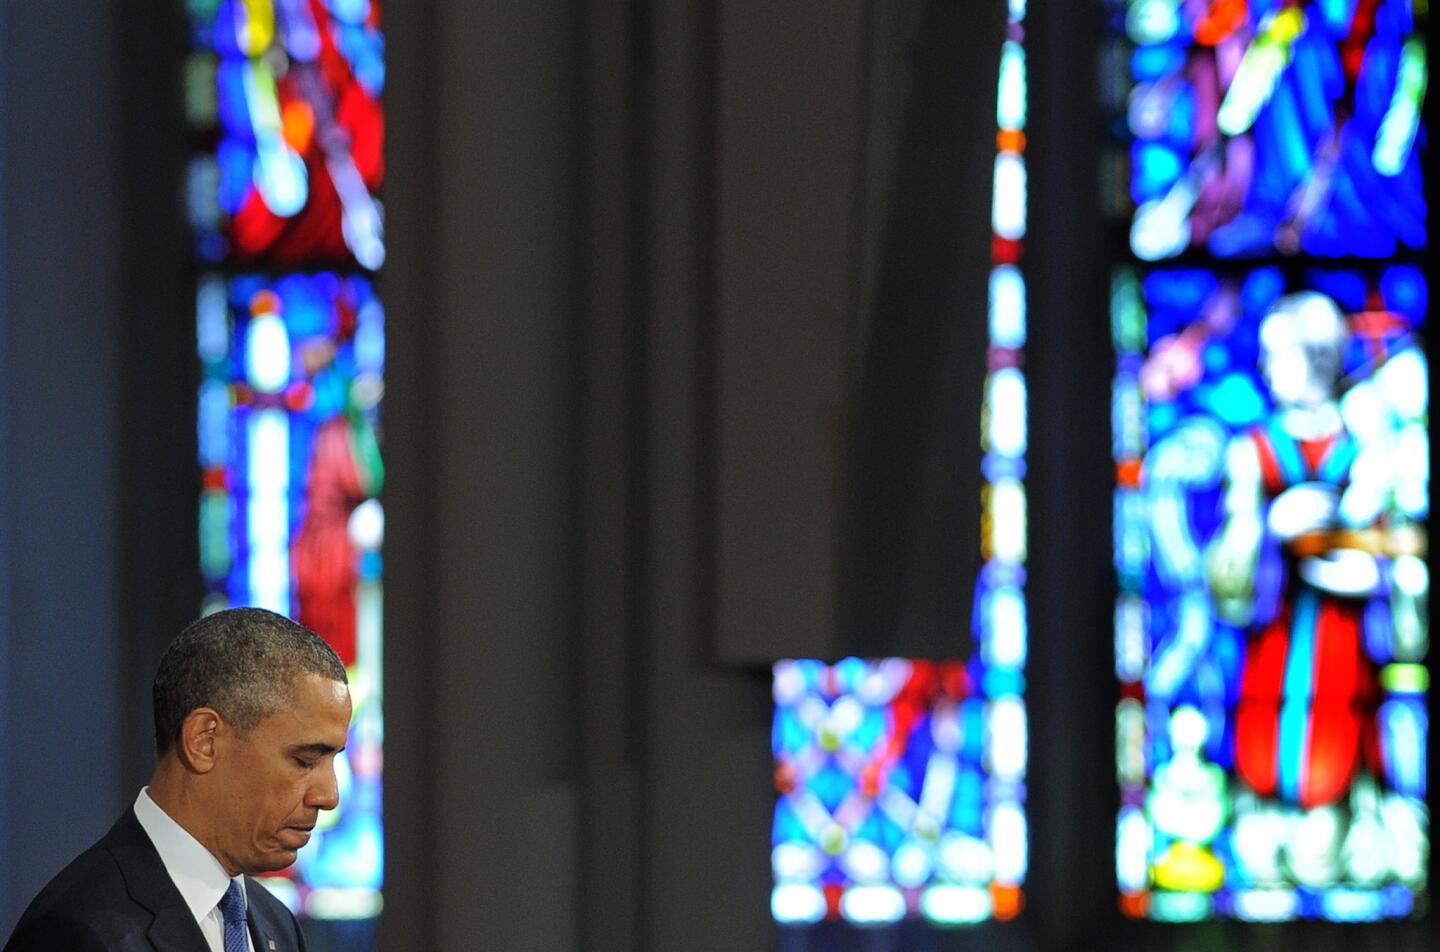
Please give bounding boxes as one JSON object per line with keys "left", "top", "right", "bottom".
{"left": 268, "top": 942, "right": 277, "bottom": 951}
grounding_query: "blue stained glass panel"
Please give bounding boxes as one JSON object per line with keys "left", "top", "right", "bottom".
{"left": 771, "top": 659, "right": 1025, "bottom": 925}
{"left": 1121, "top": 0, "right": 1427, "bottom": 261}
{"left": 1111, "top": 262, "right": 1429, "bottom": 920}
{"left": 1111, "top": 0, "right": 1428, "bottom": 921}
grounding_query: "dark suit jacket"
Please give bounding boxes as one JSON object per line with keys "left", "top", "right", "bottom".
{"left": 3, "top": 808, "right": 307, "bottom": 951}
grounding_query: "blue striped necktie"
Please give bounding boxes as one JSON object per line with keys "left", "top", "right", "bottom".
{"left": 218, "top": 879, "right": 248, "bottom": 952}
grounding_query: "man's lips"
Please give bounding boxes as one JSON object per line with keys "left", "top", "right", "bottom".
{"left": 279, "top": 826, "right": 314, "bottom": 846}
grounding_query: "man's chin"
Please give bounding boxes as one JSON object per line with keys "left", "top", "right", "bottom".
{"left": 251, "top": 848, "right": 299, "bottom": 874}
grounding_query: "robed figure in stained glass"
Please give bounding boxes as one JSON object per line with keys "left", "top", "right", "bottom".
{"left": 1205, "top": 289, "right": 1424, "bottom": 886}
{"left": 1208, "top": 291, "right": 1380, "bottom": 809}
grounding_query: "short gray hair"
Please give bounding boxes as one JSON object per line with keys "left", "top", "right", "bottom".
{"left": 153, "top": 607, "right": 347, "bottom": 755}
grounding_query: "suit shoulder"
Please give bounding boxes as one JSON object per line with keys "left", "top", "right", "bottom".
{"left": 6, "top": 838, "right": 149, "bottom": 951}
{"left": 13, "top": 841, "right": 131, "bottom": 922}
{"left": 5, "top": 851, "right": 121, "bottom": 951}
{"left": 3, "top": 909, "right": 111, "bottom": 952}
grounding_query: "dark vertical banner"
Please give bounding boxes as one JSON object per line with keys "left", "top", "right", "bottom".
{"left": 0, "top": 1, "right": 12, "bottom": 920}
{"left": 1107, "top": 0, "right": 1429, "bottom": 923}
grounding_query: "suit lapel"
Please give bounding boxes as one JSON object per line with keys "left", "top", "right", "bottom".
{"left": 145, "top": 902, "right": 211, "bottom": 952}
{"left": 100, "top": 809, "right": 301, "bottom": 952}
{"left": 250, "top": 923, "right": 281, "bottom": 952}
{"left": 101, "top": 809, "right": 211, "bottom": 952}
{"left": 245, "top": 878, "right": 290, "bottom": 952}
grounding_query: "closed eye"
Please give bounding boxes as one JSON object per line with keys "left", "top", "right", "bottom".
{"left": 288, "top": 741, "right": 341, "bottom": 768}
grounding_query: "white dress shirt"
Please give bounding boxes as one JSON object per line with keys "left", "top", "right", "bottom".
{"left": 134, "top": 788, "right": 255, "bottom": 952}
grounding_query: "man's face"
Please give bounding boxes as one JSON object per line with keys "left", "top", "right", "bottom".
{"left": 210, "top": 673, "right": 352, "bottom": 876}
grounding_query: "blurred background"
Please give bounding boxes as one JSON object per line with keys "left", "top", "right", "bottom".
{"left": 0, "top": 2, "right": 1432, "bottom": 951}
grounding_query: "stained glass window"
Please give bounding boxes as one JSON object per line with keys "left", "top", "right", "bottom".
{"left": 771, "top": 0, "right": 1029, "bottom": 925}
{"left": 185, "top": 0, "right": 385, "bottom": 270}
{"left": 1121, "top": 0, "right": 1425, "bottom": 261}
{"left": 772, "top": 658, "right": 1026, "bottom": 924}
{"left": 188, "top": 0, "right": 386, "bottom": 926}
{"left": 1108, "top": 0, "right": 1427, "bottom": 923}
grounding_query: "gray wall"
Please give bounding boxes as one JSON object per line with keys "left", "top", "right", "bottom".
{"left": 379, "top": 1, "right": 1003, "bottom": 949}
{"left": 381, "top": 2, "right": 776, "bottom": 948}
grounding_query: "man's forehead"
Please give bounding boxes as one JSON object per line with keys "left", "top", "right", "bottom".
{"left": 260, "top": 675, "right": 352, "bottom": 727}
{"left": 297, "top": 675, "right": 352, "bottom": 716}
{"left": 298, "top": 673, "right": 351, "bottom": 704}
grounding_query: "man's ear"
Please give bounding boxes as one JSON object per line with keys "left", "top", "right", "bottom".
{"left": 176, "top": 708, "right": 224, "bottom": 774}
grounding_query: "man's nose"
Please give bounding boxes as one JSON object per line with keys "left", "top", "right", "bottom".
{"left": 306, "top": 761, "right": 341, "bottom": 810}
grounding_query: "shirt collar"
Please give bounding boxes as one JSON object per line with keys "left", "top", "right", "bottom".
{"left": 134, "top": 788, "right": 247, "bottom": 927}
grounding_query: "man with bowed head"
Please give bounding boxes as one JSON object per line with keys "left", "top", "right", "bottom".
{"left": 4, "top": 608, "right": 351, "bottom": 951}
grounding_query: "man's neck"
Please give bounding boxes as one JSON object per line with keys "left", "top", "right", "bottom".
{"left": 147, "top": 760, "right": 239, "bottom": 876}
